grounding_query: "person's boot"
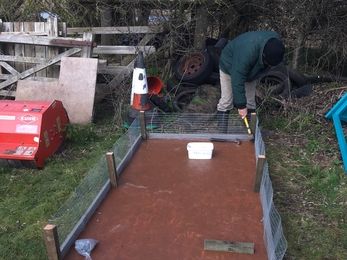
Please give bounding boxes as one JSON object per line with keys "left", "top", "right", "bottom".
{"left": 217, "top": 110, "right": 230, "bottom": 133}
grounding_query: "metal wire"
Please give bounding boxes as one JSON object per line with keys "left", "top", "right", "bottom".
{"left": 48, "top": 112, "right": 287, "bottom": 259}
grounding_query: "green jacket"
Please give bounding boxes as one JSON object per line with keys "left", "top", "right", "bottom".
{"left": 219, "top": 31, "right": 283, "bottom": 109}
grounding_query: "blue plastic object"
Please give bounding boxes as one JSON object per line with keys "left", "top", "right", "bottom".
{"left": 325, "top": 92, "right": 347, "bottom": 174}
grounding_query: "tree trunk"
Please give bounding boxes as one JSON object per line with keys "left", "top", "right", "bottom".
{"left": 193, "top": 5, "right": 208, "bottom": 50}
{"left": 100, "top": 5, "right": 113, "bottom": 46}
{"left": 292, "top": 31, "right": 305, "bottom": 70}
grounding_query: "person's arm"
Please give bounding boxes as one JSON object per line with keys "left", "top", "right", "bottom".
{"left": 230, "top": 47, "right": 259, "bottom": 118}
{"left": 230, "top": 53, "right": 251, "bottom": 111}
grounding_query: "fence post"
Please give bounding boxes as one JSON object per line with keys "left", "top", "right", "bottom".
{"left": 140, "top": 111, "right": 147, "bottom": 140}
{"left": 250, "top": 113, "right": 256, "bottom": 136}
{"left": 43, "top": 224, "right": 62, "bottom": 260}
{"left": 81, "top": 32, "right": 95, "bottom": 58}
{"left": 254, "top": 155, "right": 266, "bottom": 192}
{"left": 106, "top": 152, "right": 118, "bottom": 188}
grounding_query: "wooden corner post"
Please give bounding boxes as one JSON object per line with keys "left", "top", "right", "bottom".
{"left": 140, "top": 111, "right": 147, "bottom": 140}
{"left": 106, "top": 152, "right": 118, "bottom": 188}
{"left": 250, "top": 112, "right": 256, "bottom": 135}
{"left": 43, "top": 224, "right": 61, "bottom": 260}
{"left": 254, "top": 155, "right": 266, "bottom": 192}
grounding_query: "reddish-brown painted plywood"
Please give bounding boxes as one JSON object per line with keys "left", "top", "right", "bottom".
{"left": 64, "top": 139, "right": 267, "bottom": 260}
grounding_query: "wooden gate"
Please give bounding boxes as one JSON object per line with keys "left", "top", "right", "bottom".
{"left": 0, "top": 18, "right": 162, "bottom": 99}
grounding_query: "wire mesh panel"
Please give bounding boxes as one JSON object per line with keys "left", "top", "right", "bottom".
{"left": 48, "top": 112, "right": 287, "bottom": 259}
{"left": 144, "top": 112, "right": 249, "bottom": 134}
{"left": 255, "top": 118, "right": 288, "bottom": 260}
{"left": 48, "top": 156, "right": 109, "bottom": 246}
{"left": 48, "top": 117, "right": 143, "bottom": 255}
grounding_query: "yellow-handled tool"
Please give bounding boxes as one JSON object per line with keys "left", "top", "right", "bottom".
{"left": 243, "top": 117, "right": 252, "bottom": 135}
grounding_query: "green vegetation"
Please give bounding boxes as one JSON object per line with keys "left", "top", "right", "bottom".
{"left": 1, "top": 84, "right": 347, "bottom": 259}
{"left": 259, "top": 85, "right": 347, "bottom": 259}
{"left": 0, "top": 104, "right": 121, "bottom": 260}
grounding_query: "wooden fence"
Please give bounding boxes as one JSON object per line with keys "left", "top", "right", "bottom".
{"left": 0, "top": 18, "right": 163, "bottom": 99}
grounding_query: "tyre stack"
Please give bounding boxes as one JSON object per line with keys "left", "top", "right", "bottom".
{"left": 167, "top": 38, "right": 312, "bottom": 112}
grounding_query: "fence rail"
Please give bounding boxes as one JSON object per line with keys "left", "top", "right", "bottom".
{"left": 0, "top": 18, "right": 162, "bottom": 99}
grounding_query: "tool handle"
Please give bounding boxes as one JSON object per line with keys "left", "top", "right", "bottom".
{"left": 243, "top": 117, "right": 252, "bottom": 135}
{"left": 210, "top": 138, "right": 229, "bottom": 142}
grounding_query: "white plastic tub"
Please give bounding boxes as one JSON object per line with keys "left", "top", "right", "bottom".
{"left": 186, "top": 142, "right": 214, "bottom": 159}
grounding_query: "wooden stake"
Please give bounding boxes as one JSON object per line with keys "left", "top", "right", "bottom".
{"left": 43, "top": 224, "right": 62, "bottom": 260}
{"left": 254, "top": 155, "right": 266, "bottom": 192}
{"left": 106, "top": 152, "right": 118, "bottom": 188}
{"left": 140, "top": 110, "right": 147, "bottom": 140}
{"left": 249, "top": 112, "right": 256, "bottom": 135}
{"left": 204, "top": 239, "right": 254, "bottom": 254}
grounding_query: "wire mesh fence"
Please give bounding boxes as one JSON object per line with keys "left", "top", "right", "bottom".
{"left": 48, "top": 112, "right": 287, "bottom": 259}
{"left": 254, "top": 117, "right": 288, "bottom": 260}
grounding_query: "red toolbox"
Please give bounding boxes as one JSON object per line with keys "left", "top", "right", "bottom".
{"left": 0, "top": 100, "right": 69, "bottom": 168}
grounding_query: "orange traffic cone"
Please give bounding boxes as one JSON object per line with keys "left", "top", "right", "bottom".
{"left": 131, "top": 51, "right": 151, "bottom": 111}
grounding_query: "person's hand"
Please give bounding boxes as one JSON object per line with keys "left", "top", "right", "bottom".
{"left": 238, "top": 108, "right": 248, "bottom": 119}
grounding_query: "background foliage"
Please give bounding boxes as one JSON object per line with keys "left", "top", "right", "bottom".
{"left": 1, "top": 0, "right": 347, "bottom": 74}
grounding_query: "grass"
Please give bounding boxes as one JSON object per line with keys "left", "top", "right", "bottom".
{"left": 0, "top": 102, "right": 122, "bottom": 260}
{"left": 1, "top": 84, "right": 347, "bottom": 259}
{"left": 259, "top": 88, "right": 347, "bottom": 259}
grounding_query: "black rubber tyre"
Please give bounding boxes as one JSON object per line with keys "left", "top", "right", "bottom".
{"left": 205, "top": 71, "right": 220, "bottom": 85}
{"left": 207, "top": 46, "right": 221, "bottom": 73}
{"left": 256, "top": 70, "right": 292, "bottom": 105}
{"left": 174, "top": 51, "right": 213, "bottom": 85}
{"left": 288, "top": 68, "right": 308, "bottom": 88}
{"left": 283, "top": 84, "right": 312, "bottom": 99}
{"left": 150, "top": 94, "right": 173, "bottom": 112}
{"left": 270, "top": 62, "right": 308, "bottom": 88}
{"left": 173, "top": 89, "right": 197, "bottom": 112}
{"left": 166, "top": 76, "right": 199, "bottom": 95}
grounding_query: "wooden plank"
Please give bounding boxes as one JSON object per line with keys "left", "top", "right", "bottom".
{"left": 97, "top": 65, "right": 128, "bottom": 75}
{"left": 43, "top": 224, "right": 62, "bottom": 260}
{"left": 0, "top": 62, "right": 18, "bottom": 75}
{"left": 106, "top": 152, "right": 118, "bottom": 188}
{"left": 13, "top": 22, "right": 25, "bottom": 73}
{"left": 0, "top": 90, "right": 16, "bottom": 97}
{"left": 81, "top": 32, "right": 94, "bottom": 58}
{"left": 47, "top": 19, "right": 61, "bottom": 78}
{"left": 35, "top": 22, "right": 48, "bottom": 77}
{"left": 0, "top": 54, "right": 45, "bottom": 63}
{"left": 254, "top": 155, "right": 266, "bottom": 192}
{"left": 47, "top": 17, "right": 58, "bottom": 37}
{"left": 103, "top": 58, "right": 135, "bottom": 91}
{"left": 93, "top": 45, "right": 156, "bottom": 55}
{"left": 67, "top": 25, "right": 163, "bottom": 35}
{"left": 0, "top": 48, "right": 80, "bottom": 90}
{"left": 204, "top": 239, "right": 254, "bottom": 254}
{"left": 0, "top": 34, "right": 85, "bottom": 47}
{"left": 121, "top": 33, "right": 157, "bottom": 66}
{"left": 24, "top": 22, "right": 35, "bottom": 71}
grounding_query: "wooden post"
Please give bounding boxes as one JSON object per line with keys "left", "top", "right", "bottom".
{"left": 250, "top": 112, "right": 256, "bottom": 136}
{"left": 140, "top": 111, "right": 147, "bottom": 140}
{"left": 47, "top": 18, "right": 60, "bottom": 78}
{"left": 106, "top": 152, "right": 118, "bottom": 188}
{"left": 43, "top": 224, "right": 62, "bottom": 260}
{"left": 254, "top": 155, "right": 266, "bottom": 192}
{"left": 81, "top": 32, "right": 95, "bottom": 58}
